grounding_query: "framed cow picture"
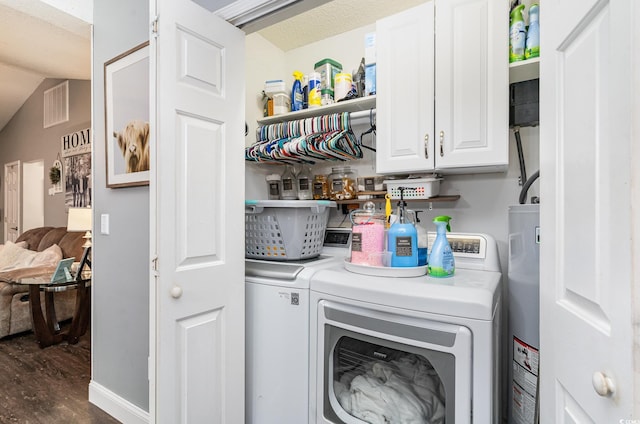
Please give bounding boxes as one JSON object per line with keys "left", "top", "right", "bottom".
{"left": 104, "top": 41, "right": 150, "bottom": 188}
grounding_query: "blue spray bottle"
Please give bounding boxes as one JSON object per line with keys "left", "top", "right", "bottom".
{"left": 291, "top": 71, "right": 304, "bottom": 111}
{"left": 428, "top": 215, "right": 455, "bottom": 277}
{"left": 387, "top": 187, "right": 418, "bottom": 267}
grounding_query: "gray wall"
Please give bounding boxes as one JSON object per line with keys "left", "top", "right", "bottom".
{"left": 0, "top": 79, "right": 91, "bottom": 239}
{"left": 92, "top": 0, "right": 150, "bottom": 412}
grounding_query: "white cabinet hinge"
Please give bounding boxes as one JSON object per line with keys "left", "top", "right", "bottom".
{"left": 152, "top": 255, "right": 159, "bottom": 275}
{"left": 151, "top": 15, "right": 159, "bottom": 38}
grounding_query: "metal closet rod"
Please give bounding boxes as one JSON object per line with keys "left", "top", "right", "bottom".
{"left": 350, "top": 109, "right": 376, "bottom": 126}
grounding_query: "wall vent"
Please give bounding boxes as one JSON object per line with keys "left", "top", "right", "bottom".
{"left": 43, "top": 81, "right": 69, "bottom": 128}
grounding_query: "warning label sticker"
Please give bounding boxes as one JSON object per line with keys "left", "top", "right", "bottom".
{"left": 511, "top": 337, "right": 539, "bottom": 424}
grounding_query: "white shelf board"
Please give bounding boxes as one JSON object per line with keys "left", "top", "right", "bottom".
{"left": 257, "top": 95, "right": 376, "bottom": 125}
{"left": 509, "top": 57, "right": 540, "bottom": 84}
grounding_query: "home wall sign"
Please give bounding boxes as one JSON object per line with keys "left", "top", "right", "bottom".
{"left": 62, "top": 127, "right": 92, "bottom": 208}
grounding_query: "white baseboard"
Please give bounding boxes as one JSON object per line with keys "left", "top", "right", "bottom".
{"left": 89, "top": 380, "right": 150, "bottom": 424}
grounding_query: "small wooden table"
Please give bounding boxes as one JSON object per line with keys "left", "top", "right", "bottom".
{"left": 19, "top": 276, "right": 91, "bottom": 348}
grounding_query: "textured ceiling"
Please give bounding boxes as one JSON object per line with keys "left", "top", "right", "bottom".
{"left": 0, "top": 0, "right": 90, "bottom": 131}
{"left": 256, "top": 0, "right": 427, "bottom": 51}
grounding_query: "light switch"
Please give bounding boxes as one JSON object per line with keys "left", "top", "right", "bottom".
{"left": 101, "top": 214, "right": 110, "bottom": 235}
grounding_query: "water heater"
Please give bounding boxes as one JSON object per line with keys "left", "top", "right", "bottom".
{"left": 508, "top": 204, "right": 540, "bottom": 424}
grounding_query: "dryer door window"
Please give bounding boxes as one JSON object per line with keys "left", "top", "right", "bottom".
{"left": 318, "top": 301, "right": 473, "bottom": 424}
{"left": 332, "top": 335, "right": 449, "bottom": 423}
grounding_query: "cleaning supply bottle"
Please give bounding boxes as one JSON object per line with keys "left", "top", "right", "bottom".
{"left": 387, "top": 188, "right": 418, "bottom": 267}
{"left": 509, "top": 4, "right": 526, "bottom": 63}
{"left": 428, "top": 216, "right": 455, "bottom": 277}
{"left": 525, "top": 4, "right": 540, "bottom": 59}
{"left": 291, "top": 71, "right": 304, "bottom": 111}
{"left": 415, "top": 211, "right": 428, "bottom": 266}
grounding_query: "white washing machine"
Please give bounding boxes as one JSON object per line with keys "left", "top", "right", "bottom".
{"left": 309, "top": 232, "right": 502, "bottom": 424}
{"left": 245, "top": 228, "right": 351, "bottom": 424}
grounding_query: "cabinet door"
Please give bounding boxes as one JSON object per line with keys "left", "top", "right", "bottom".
{"left": 435, "top": 0, "right": 508, "bottom": 172}
{"left": 375, "top": 2, "right": 435, "bottom": 174}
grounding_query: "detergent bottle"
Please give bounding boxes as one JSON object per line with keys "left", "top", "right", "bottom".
{"left": 428, "top": 216, "right": 455, "bottom": 277}
{"left": 387, "top": 188, "right": 418, "bottom": 267}
{"left": 509, "top": 4, "right": 527, "bottom": 63}
{"left": 291, "top": 71, "right": 304, "bottom": 111}
{"left": 525, "top": 4, "right": 540, "bottom": 59}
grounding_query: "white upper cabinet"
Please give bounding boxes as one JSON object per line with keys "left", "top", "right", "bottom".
{"left": 376, "top": 2, "right": 435, "bottom": 174}
{"left": 376, "top": 0, "right": 509, "bottom": 174}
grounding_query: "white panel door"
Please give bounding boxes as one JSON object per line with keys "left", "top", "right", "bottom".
{"left": 375, "top": 2, "right": 435, "bottom": 174}
{"left": 435, "top": 0, "right": 508, "bottom": 171}
{"left": 540, "top": 0, "right": 634, "bottom": 421}
{"left": 150, "top": 0, "right": 245, "bottom": 422}
{"left": 22, "top": 160, "right": 44, "bottom": 231}
{"left": 4, "top": 161, "right": 20, "bottom": 242}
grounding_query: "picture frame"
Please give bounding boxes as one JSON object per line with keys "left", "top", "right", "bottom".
{"left": 104, "top": 41, "right": 150, "bottom": 188}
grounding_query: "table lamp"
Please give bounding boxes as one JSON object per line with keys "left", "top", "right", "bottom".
{"left": 67, "top": 207, "right": 92, "bottom": 279}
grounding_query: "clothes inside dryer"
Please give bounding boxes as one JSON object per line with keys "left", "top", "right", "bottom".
{"left": 332, "top": 336, "right": 447, "bottom": 424}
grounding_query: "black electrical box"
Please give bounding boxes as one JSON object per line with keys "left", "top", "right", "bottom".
{"left": 509, "top": 78, "right": 539, "bottom": 127}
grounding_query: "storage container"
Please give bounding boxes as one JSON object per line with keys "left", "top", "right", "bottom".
{"left": 312, "top": 174, "right": 329, "bottom": 200}
{"left": 245, "top": 200, "right": 336, "bottom": 260}
{"left": 280, "top": 165, "right": 298, "bottom": 200}
{"left": 357, "top": 176, "right": 385, "bottom": 192}
{"left": 272, "top": 92, "right": 290, "bottom": 115}
{"left": 265, "top": 174, "right": 282, "bottom": 200}
{"left": 296, "top": 166, "right": 313, "bottom": 200}
{"left": 349, "top": 201, "right": 386, "bottom": 267}
{"left": 329, "top": 166, "right": 357, "bottom": 200}
{"left": 264, "top": 79, "right": 286, "bottom": 97}
{"left": 314, "top": 58, "right": 342, "bottom": 90}
{"left": 384, "top": 177, "right": 441, "bottom": 199}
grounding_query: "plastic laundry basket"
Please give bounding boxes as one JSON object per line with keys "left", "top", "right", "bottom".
{"left": 245, "top": 200, "right": 336, "bottom": 260}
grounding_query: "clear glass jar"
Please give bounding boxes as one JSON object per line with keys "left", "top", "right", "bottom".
{"left": 329, "top": 166, "right": 357, "bottom": 200}
{"left": 296, "top": 166, "right": 313, "bottom": 200}
{"left": 266, "top": 174, "right": 282, "bottom": 200}
{"left": 280, "top": 165, "right": 298, "bottom": 200}
{"left": 312, "top": 174, "right": 329, "bottom": 200}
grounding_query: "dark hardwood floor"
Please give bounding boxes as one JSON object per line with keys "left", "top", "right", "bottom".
{"left": 0, "top": 325, "right": 121, "bottom": 423}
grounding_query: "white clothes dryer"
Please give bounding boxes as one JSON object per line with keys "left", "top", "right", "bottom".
{"left": 309, "top": 232, "right": 502, "bottom": 424}
{"left": 245, "top": 228, "right": 351, "bottom": 424}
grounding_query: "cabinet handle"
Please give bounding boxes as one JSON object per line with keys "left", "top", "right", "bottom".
{"left": 439, "top": 131, "right": 444, "bottom": 157}
{"left": 424, "top": 134, "right": 429, "bottom": 159}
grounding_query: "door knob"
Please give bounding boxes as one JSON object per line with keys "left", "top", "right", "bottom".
{"left": 170, "top": 286, "right": 183, "bottom": 299}
{"left": 592, "top": 371, "right": 616, "bottom": 397}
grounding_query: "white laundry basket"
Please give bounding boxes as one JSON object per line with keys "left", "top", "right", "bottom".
{"left": 245, "top": 200, "right": 336, "bottom": 260}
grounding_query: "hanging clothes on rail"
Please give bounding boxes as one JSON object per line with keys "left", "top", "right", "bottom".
{"left": 245, "top": 112, "right": 363, "bottom": 164}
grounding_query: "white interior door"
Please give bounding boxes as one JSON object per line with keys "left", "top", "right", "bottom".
{"left": 22, "top": 160, "right": 44, "bottom": 231}
{"left": 4, "top": 161, "right": 20, "bottom": 242}
{"left": 540, "top": 0, "right": 635, "bottom": 421}
{"left": 150, "top": 0, "right": 246, "bottom": 422}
